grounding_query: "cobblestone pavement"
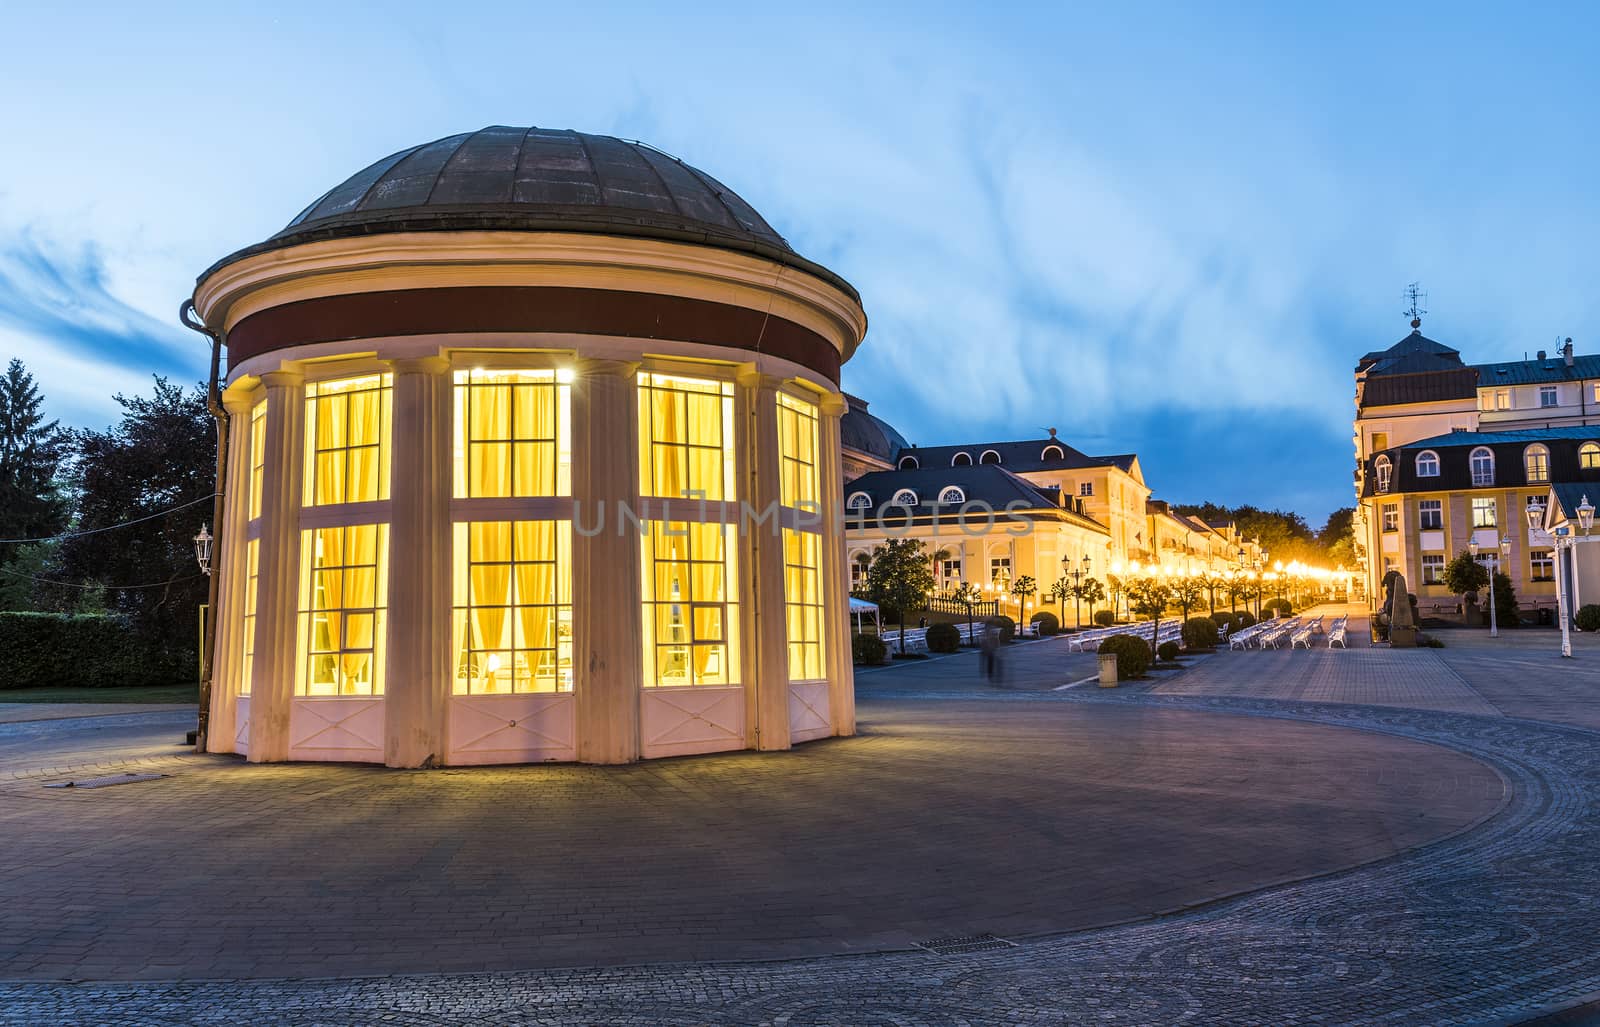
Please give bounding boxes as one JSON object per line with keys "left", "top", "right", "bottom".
{"left": 3, "top": 644, "right": 1599, "bottom": 1024}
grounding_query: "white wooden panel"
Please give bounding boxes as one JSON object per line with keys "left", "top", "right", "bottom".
{"left": 448, "top": 693, "right": 576, "bottom": 765}
{"left": 288, "top": 697, "right": 384, "bottom": 763}
{"left": 1381, "top": 532, "right": 1400, "bottom": 553}
{"left": 1419, "top": 530, "right": 1445, "bottom": 551}
{"left": 641, "top": 685, "right": 745, "bottom": 759}
{"left": 234, "top": 696, "right": 251, "bottom": 758}
{"left": 788, "top": 681, "right": 831, "bottom": 743}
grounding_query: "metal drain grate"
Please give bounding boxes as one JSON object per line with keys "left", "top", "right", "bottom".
{"left": 44, "top": 773, "right": 167, "bottom": 790}
{"left": 913, "top": 933, "right": 1018, "bottom": 956}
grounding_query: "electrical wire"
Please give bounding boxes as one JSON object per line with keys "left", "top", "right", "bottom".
{"left": 0, "top": 565, "right": 206, "bottom": 591}
{"left": 0, "top": 494, "right": 218, "bottom": 545}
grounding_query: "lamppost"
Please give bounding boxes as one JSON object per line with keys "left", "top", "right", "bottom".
{"left": 1530, "top": 494, "right": 1596, "bottom": 658}
{"left": 1062, "top": 553, "right": 1090, "bottom": 628}
{"left": 1468, "top": 534, "right": 1514, "bottom": 638}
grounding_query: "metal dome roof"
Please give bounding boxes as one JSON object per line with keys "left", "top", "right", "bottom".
{"left": 201, "top": 126, "right": 858, "bottom": 300}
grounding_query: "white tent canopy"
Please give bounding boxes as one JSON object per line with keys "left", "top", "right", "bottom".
{"left": 849, "top": 596, "right": 880, "bottom": 634}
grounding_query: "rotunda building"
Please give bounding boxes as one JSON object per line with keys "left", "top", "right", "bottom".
{"left": 194, "top": 126, "right": 866, "bottom": 767}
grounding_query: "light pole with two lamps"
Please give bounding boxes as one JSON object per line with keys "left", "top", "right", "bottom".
{"left": 1062, "top": 553, "right": 1091, "bottom": 629}
{"left": 1467, "top": 533, "right": 1513, "bottom": 638}
{"left": 1527, "top": 493, "right": 1595, "bottom": 658}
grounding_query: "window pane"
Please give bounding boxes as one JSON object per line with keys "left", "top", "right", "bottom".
{"left": 452, "top": 519, "right": 572, "bottom": 694}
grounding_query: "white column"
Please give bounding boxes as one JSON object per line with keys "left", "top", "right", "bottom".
{"left": 572, "top": 359, "right": 643, "bottom": 763}
{"left": 820, "top": 392, "right": 855, "bottom": 737}
{"left": 248, "top": 370, "right": 305, "bottom": 762}
{"left": 382, "top": 357, "right": 452, "bottom": 767}
{"left": 206, "top": 389, "right": 256, "bottom": 754}
{"left": 738, "top": 369, "right": 791, "bottom": 751}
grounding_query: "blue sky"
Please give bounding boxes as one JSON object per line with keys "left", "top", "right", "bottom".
{"left": 4, "top": 2, "right": 1599, "bottom": 524}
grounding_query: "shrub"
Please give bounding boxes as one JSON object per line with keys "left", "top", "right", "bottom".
{"left": 1264, "top": 598, "right": 1293, "bottom": 617}
{"left": 0, "top": 612, "right": 192, "bottom": 689}
{"left": 1029, "top": 611, "right": 1059, "bottom": 636}
{"left": 1209, "top": 611, "right": 1237, "bottom": 631}
{"left": 1237, "top": 611, "right": 1257, "bottom": 628}
{"left": 852, "top": 632, "right": 888, "bottom": 666}
{"left": 985, "top": 615, "right": 1016, "bottom": 642}
{"left": 1181, "top": 616, "right": 1219, "bottom": 650}
{"left": 1577, "top": 605, "right": 1600, "bottom": 633}
{"left": 925, "top": 621, "right": 961, "bottom": 653}
{"left": 1093, "top": 609, "right": 1116, "bottom": 627}
{"left": 1097, "top": 633, "right": 1151, "bottom": 679}
{"left": 1157, "top": 640, "right": 1181, "bottom": 662}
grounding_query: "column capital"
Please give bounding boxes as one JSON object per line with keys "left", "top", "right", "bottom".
{"left": 734, "top": 363, "right": 783, "bottom": 391}
{"left": 222, "top": 387, "right": 258, "bottom": 416}
{"left": 260, "top": 370, "right": 304, "bottom": 390}
{"left": 818, "top": 390, "right": 848, "bottom": 417}
{"left": 577, "top": 357, "right": 640, "bottom": 380}
{"left": 382, "top": 355, "right": 451, "bottom": 377}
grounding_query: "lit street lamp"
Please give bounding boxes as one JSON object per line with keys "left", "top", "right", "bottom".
{"left": 1062, "top": 553, "right": 1091, "bottom": 628}
{"left": 1531, "top": 494, "right": 1596, "bottom": 658}
{"left": 194, "top": 523, "right": 213, "bottom": 576}
{"left": 1468, "top": 533, "right": 1514, "bottom": 638}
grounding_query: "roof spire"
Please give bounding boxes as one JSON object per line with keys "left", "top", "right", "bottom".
{"left": 1404, "top": 282, "right": 1427, "bottom": 332}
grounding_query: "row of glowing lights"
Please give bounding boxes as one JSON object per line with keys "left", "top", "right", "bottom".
{"left": 972, "top": 559, "right": 1354, "bottom": 603}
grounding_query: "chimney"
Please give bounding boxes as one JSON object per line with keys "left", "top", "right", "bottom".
{"left": 1537, "top": 349, "right": 1547, "bottom": 361}
{"left": 1565, "top": 338, "right": 1575, "bottom": 367}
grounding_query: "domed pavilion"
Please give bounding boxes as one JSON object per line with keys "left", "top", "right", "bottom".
{"left": 193, "top": 127, "right": 867, "bottom": 766}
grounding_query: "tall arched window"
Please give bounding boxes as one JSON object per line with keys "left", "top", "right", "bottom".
{"left": 980, "top": 449, "right": 1002, "bottom": 465}
{"left": 1470, "top": 447, "right": 1495, "bottom": 487}
{"left": 1415, "top": 450, "right": 1440, "bottom": 477}
{"left": 951, "top": 452, "right": 973, "bottom": 466}
{"left": 1524, "top": 444, "right": 1550, "bottom": 483}
{"left": 1041, "top": 444, "right": 1065, "bottom": 461}
{"left": 898, "top": 455, "right": 920, "bottom": 470}
{"left": 1582, "top": 442, "right": 1600, "bottom": 470}
{"left": 1374, "top": 455, "right": 1392, "bottom": 493}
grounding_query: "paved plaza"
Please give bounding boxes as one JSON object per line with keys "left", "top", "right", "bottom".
{"left": 3, "top": 607, "right": 1600, "bottom": 1024}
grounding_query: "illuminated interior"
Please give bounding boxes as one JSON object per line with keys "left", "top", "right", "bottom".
{"left": 452, "top": 369, "right": 571, "bottom": 498}
{"left": 239, "top": 539, "right": 258, "bottom": 696}
{"left": 783, "top": 528, "right": 825, "bottom": 681}
{"left": 298, "top": 523, "right": 389, "bottom": 696}
{"left": 641, "top": 520, "right": 740, "bottom": 686}
{"left": 452, "top": 520, "right": 573, "bottom": 693}
{"left": 248, "top": 401, "right": 266, "bottom": 520}
{"left": 638, "top": 372, "right": 737, "bottom": 501}
{"left": 305, "top": 374, "right": 392, "bottom": 507}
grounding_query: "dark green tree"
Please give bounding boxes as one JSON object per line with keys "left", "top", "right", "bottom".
{"left": 57, "top": 378, "right": 213, "bottom": 658}
{"left": 1442, "top": 550, "right": 1489, "bottom": 601}
{"left": 0, "top": 360, "right": 69, "bottom": 582}
{"left": 866, "top": 537, "right": 935, "bottom": 654}
{"left": 1073, "top": 576, "right": 1106, "bottom": 623}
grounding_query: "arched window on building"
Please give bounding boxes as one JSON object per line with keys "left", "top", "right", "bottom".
{"left": 1415, "top": 450, "right": 1440, "bottom": 477}
{"left": 897, "top": 455, "right": 920, "bottom": 470}
{"left": 1582, "top": 442, "right": 1600, "bottom": 470}
{"left": 1524, "top": 444, "right": 1550, "bottom": 483}
{"left": 850, "top": 552, "right": 872, "bottom": 591}
{"left": 846, "top": 491, "right": 873, "bottom": 510}
{"left": 1470, "top": 447, "right": 1495, "bottom": 487}
{"left": 951, "top": 451, "right": 972, "bottom": 466}
{"left": 890, "top": 488, "right": 919, "bottom": 507}
{"left": 980, "top": 449, "right": 1001, "bottom": 465}
{"left": 938, "top": 486, "right": 965, "bottom": 504}
{"left": 1374, "top": 455, "right": 1392, "bottom": 493}
{"left": 1041, "top": 444, "right": 1065, "bottom": 461}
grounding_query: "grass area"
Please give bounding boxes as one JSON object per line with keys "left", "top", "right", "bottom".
{"left": 0, "top": 683, "right": 198, "bottom": 705}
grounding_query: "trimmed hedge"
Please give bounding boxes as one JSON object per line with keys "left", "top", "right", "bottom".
{"left": 985, "top": 615, "right": 1016, "bottom": 642}
{"left": 925, "top": 621, "right": 961, "bottom": 653}
{"left": 1029, "top": 611, "right": 1060, "bottom": 636}
{"left": 1097, "top": 633, "right": 1151, "bottom": 680}
{"left": 1264, "top": 598, "right": 1293, "bottom": 617}
{"left": 1237, "top": 611, "right": 1258, "bottom": 628}
{"left": 0, "top": 612, "right": 192, "bottom": 689}
{"left": 1092, "top": 609, "right": 1116, "bottom": 627}
{"left": 852, "top": 632, "right": 888, "bottom": 666}
{"left": 1182, "top": 616, "right": 1219, "bottom": 650}
{"left": 1577, "top": 605, "right": 1600, "bottom": 633}
{"left": 1157, "top": 640, "right": 1181, "bottom": 662}
{"left": 1210, "top": 611, "right": 1239, "bottom": 632}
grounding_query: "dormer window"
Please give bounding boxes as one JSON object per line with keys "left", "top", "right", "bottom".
{"left": 938, "top": 486, "right": 965, "bottom": 504}
{"left": 890, "top": 489, "right": 918, "bottom": 507}
{"left": 1470, "top": 447, "right": 1495, "bottom": 487}
{"left": 1374, "top": 455, "right": 1392, "bottom": 493}
{"left": 951, "top": 452, "right": 972, "bottom": 466}
{"left": 846, "top": 491, "right": 872, "bottom": 510}
{"left": 1581, "top": 442, "right": 1600, "bottom": 470}
{"left": 897, "top": 455, "right": 919, "bottom": 470}
{"left": 979, "top": 449, "right": 1001, "bottom": 465}
{"left": 1415, "top": 450, "right": 1440, "bottom": 477}
{"left": 1041, "top": 444, "right": 1065, "bottom": 461}
{"left": 1524, "top": 444, "right": 1550, "bottom": 483}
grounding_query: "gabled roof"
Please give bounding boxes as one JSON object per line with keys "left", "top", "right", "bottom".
{"left": 1546, "top": 482, "right": 1596, "bottom": 524}
{"left": 892, "top": 437, "right": 1138, "bottom": 476}
{"left": 843, "top": 465, "right": 1108, "bottom": 532}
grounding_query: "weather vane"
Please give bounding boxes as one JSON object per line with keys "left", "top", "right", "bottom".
{"left": 1403, "top": 282, "right": 1428, "bottom": 330}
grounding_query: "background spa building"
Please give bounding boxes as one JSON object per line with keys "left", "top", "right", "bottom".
{"left": 193, "top": 126, "right": 868, "bottom": 767}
